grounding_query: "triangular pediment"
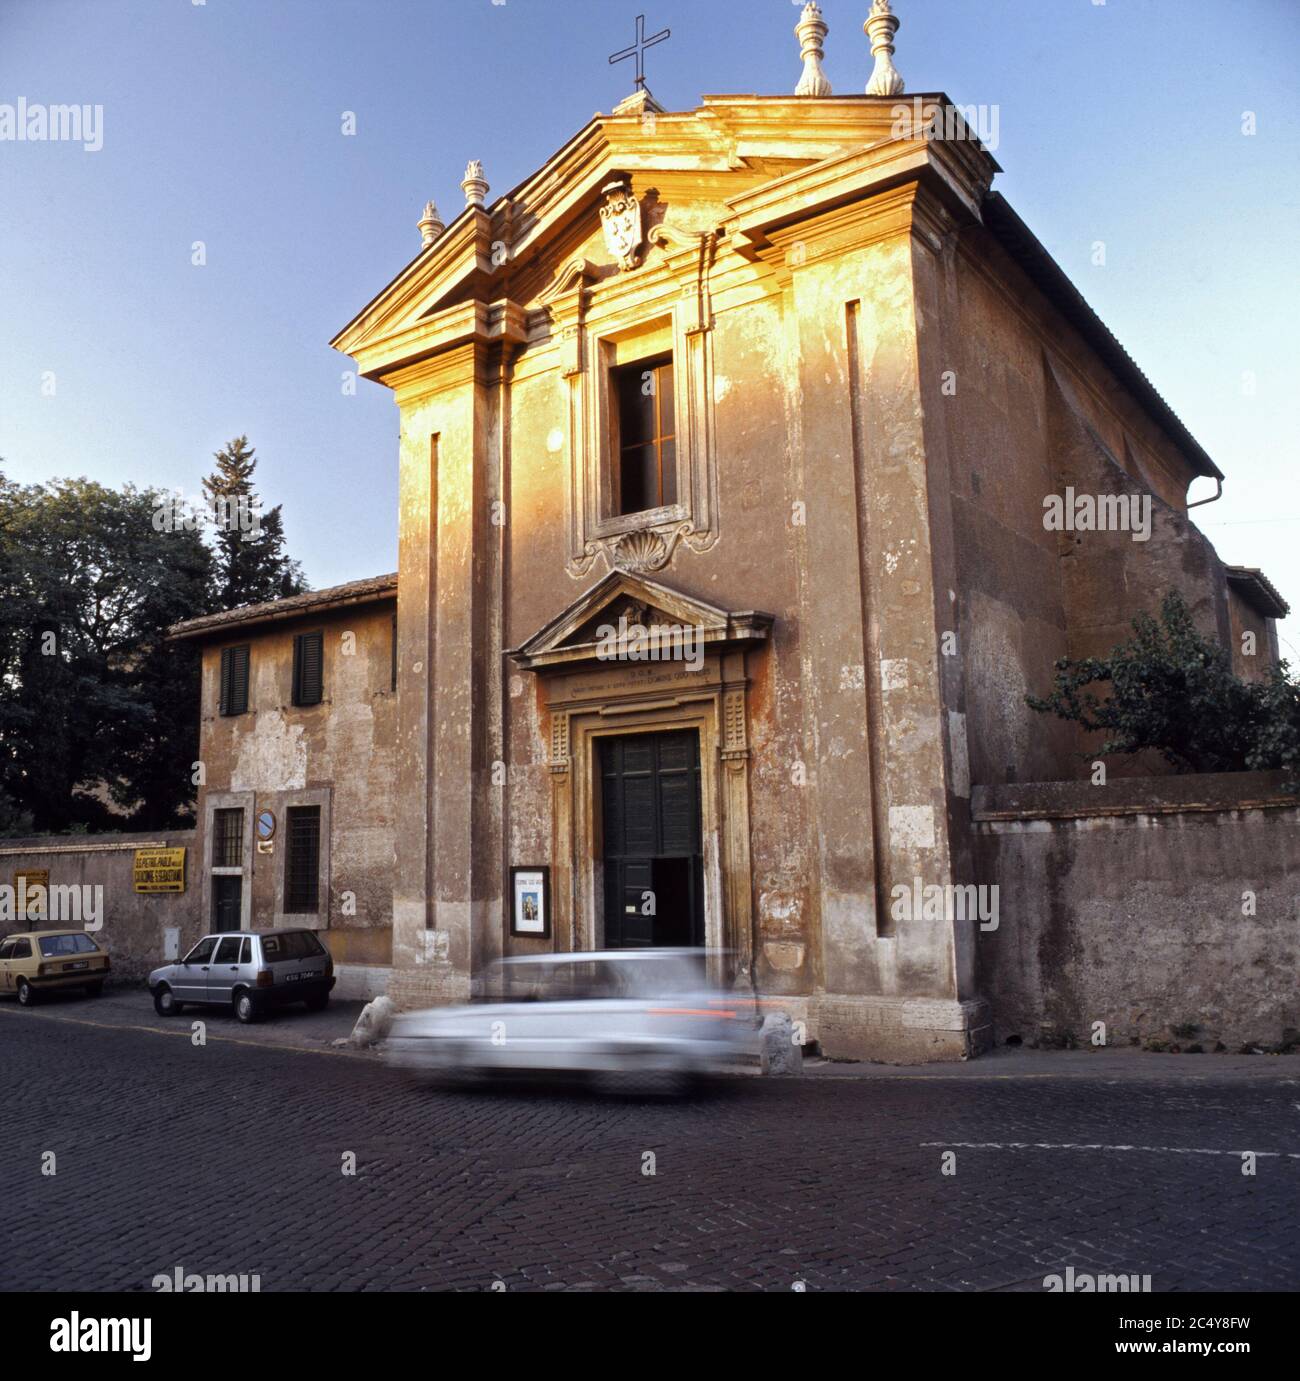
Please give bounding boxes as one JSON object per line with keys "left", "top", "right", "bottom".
{"left": 508, "top": 571, "right": 773, "bottom": 672}
{"left": 331, "top": 95, "right": 988, "bottom": 382}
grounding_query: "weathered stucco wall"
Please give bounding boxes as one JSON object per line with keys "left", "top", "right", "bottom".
{"left": 498, "top": 246, "right": 820, "bottom": 997}
{"left": 0, "top": 829, "right": 199, "bottom": 984}
{"left": 972, "top": 772, "right": 1299, "bottom": 1049}
{"left": 938, "top": 226, "right": 1240, "bottom": 788}
{"left": 476, "top": 172, "right": 983, "bottom": 1060}
{"left": 198, "top": 600, "right": 396, "bottom": 967}
{"left": 1228, "top": 587, "right": 1280, "bottom": 682}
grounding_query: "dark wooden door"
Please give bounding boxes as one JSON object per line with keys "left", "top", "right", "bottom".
{"left": 213, "top": 875, "right": 242, "bottom": 932}
{"left": 600, "top": 731, "right": 704, "bottom": 948}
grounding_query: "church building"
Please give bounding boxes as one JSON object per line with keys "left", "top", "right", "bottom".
{"left": 172, "top": 3, "right": 1287, "bottom": 1060}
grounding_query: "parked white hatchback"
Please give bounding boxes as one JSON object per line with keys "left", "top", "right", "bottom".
{"left": 385, "top": 949, "right": 756, "bottom": 1090}
{"left": 148, "top": 928, "right": 335, "bottom": 1023}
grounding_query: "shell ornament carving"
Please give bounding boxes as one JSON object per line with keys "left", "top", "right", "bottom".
{"left": 567, "top": 521, "right": 713, "bottom": 580}
{"left": 612, "top": 529, "right": 669, "bottom": 573}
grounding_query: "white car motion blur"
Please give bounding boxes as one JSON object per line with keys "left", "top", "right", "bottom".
{"left": 385, "top": 949, "right": 756, "bottom": 1088}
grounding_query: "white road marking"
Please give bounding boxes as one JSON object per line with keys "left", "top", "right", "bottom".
{"left": 922, "top": 1141, "right": 1300, "bottom": 1158}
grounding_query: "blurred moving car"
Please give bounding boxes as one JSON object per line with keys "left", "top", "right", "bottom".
{"left": 385, "top": 949, "right": 756, "bottom": 1091}
{"left": 148, "top": 928, "right": 335, "bottom": 1023}
{"left": 0, "top": 929, "right": 110, "bottom": 1005}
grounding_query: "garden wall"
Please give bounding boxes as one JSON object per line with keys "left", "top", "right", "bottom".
{"left": 0, "top": 829, "right": 199, "bottom": 985}
{"left": 972, "top": 772, "right": 1298, "bottom": 1050}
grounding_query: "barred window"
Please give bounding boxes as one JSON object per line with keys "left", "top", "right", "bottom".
{"left": 213, "top": 808, "right": 244, "bottom": 868}
{"left": 292, "top": 630, "right": 324, "bottom": 707}
{"left": 219, "top": 644, "right": 250, "bottom": 716}
{"left": 285, "top": 805, "right": 321, "bottom": 914}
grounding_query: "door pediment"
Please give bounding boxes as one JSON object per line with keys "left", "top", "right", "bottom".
{"left": 507, "top": 571, "right": 773, "bottom": 672}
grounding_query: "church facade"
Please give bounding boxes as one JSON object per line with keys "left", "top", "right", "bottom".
{"left": 172, "top": 17, "right": 1286, "bottom": 1060}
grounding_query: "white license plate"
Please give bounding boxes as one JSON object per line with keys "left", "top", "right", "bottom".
{"left": 65, "top": 961, "right": 88, "bottom": 971}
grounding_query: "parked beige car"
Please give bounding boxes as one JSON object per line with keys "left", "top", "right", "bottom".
{"left": 0, "top": 929, "right": 110, "bottom": 1005}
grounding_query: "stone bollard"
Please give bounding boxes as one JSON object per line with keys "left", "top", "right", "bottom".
{"left": 759, "top": 1012, "right": 804, "bottom": 1076}
{"left": 348, "top": 994, "right": 396, "bottom": 1049}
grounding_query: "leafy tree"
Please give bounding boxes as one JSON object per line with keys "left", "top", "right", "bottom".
{"left": 0, "top": 473, "right": 212, "bottom": 833}
{"left": 0, "top": 784, "right": 33, "bottom": 836}
{"left": 1027, "top": 590, "right": 1300, "bottom": 785}
{"left": 202, "top": 436, "right": 306, "bottom": 608}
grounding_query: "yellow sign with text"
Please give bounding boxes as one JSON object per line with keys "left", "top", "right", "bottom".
{"left": 133, "top": 847, "right": 186, "bottom": 894}
{"left": 13, "top": 869, "right": 49, "bottom": 919}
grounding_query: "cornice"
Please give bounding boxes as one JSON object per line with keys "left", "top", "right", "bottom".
{"left": 331, "top": 208, "right": 494, "bottom": 357}
{"left": 353, "top": 296, "right": 527, "bottom": 386}
{"left": 726, "top": 132, "right": 987, "bottom": 264}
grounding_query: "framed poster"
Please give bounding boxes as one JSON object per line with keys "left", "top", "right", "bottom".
{"left": 510, "top": 866, "right": 550, "bottom": 939}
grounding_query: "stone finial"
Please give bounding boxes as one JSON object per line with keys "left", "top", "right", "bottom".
{"left": 417, "top": 199, "right": 445, "bottom": 249}
{"left": 864, "top": 0, "right": 904, "bottom": 97}
{"left": 461, "top": 160, "right": 488, "bottom": 209}
{"left": 794, "top": 2, "right": 832, "bottom": 97}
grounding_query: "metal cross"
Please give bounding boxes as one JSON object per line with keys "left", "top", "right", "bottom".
{"left": 608, "top": 14, "right": 671, "bottom": 91}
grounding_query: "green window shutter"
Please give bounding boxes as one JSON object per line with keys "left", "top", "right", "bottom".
{"left": 220, "top": 644, "right": 249, "bottom": 716}
{"left": 293, "top": 631, "right": 324, "bottom": 706}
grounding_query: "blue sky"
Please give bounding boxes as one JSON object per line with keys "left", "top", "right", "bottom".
{"left": 1, "top": 0, "right": 1297, "bottom": 655}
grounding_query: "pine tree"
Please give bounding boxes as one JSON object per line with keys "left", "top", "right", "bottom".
{"left": 201, "top": 436, "right": 306, "bottom": 609}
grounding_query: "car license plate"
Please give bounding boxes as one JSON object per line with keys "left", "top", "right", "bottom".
{"left": 65, "top": 961, "right": 88, "bottom": 971}
{"left": 285, "top": 972, "right": 307, "bottom": 983}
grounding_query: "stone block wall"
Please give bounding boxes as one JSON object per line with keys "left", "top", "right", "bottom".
{"left": 972, "top": 772, "right": 1298, "bottom": 1050}
{"left": 0, "top": 829, "right": 199, "bottom": 985}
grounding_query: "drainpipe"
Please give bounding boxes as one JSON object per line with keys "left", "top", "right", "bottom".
{"left": 1187, "top": 476, "right": 1223, "bottom": 509}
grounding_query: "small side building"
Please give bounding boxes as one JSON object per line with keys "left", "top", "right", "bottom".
{"left": 1225, "top": 567, "right": 1289, "bottom": 681}
{"left": 168, "top": 574, "right": 398, "bottom": 999}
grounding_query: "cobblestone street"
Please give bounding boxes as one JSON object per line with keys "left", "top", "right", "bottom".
{"left": 3, "top": 997, "right": 1298, "bottom": 1293}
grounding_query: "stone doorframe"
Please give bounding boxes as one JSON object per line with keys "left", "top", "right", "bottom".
{"left": 200, "top": 790, "right": 255, "bottom": 933}
{"left": 543, "top": 648, "right": 758, "bottom": 989}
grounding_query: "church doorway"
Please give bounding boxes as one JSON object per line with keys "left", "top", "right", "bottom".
{"left": 598, "top": 730, "right": 704, "bottom": 948}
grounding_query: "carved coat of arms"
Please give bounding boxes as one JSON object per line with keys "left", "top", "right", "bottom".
{"left": 600, "top": 178, "right": 643, "bottom": 271}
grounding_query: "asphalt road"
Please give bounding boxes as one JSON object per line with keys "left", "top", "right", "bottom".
{"left": 3, "top": 995, "right": 1298, "bottom": 1292}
